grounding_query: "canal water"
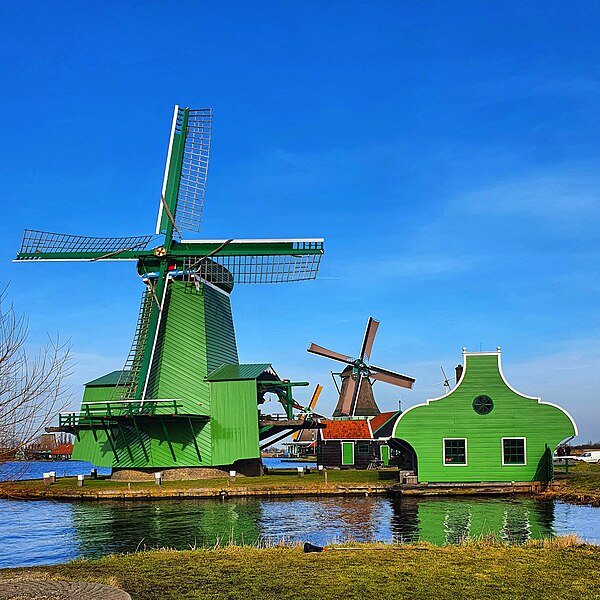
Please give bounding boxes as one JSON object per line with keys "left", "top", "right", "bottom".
{"left": 1, "top": 461, "right": 600, "bottom": 569}
{"left": 1, "top": 496, "right": 599, "bottom": 568}
{"left": 0, "top": 458, "right": 312, "bottom": 482}
{"left": 0, "top": 461, "right": 112, "bottom": 482}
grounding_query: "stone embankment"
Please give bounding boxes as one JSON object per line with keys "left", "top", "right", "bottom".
{"left": 0, "top": 483, "right": 392, "bottom": 501}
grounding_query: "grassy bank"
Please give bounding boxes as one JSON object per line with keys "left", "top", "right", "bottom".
{"left": 2, "top": 540, "right": 599, "bottom": 600}
{"left": 0, "top": 469, "right": 397, "bottom": 500}
{"left": 546, "top": 462, "right": 600, "bottom": 505}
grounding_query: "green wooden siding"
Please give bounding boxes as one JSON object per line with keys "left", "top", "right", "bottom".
{"left": 210, "top": 380, "right": 260, "bottom": 465}
{"left": 73, "top": 280, "right": 241, "bottom": 469}
{"left": 203, "top": 283, "right": 239, "bottom": 374}
{"left": 341, "top": 442, "right": 354, "bottom": 465}
{"left": 393, "top": 352, "right": 576, "bottom": 483}
{"left": 72, "top": 429, "right": 113, "bottom": 467}
{"left": 145, "top": 281, "right": 211, "bottom": 415}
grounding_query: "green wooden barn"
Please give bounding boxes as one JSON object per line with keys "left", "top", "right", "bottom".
{"left": 392, "top": 347, "right": 577, "bottom": 483}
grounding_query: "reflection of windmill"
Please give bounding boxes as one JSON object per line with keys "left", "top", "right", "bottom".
{"left": 15, "top": 106, "right": 324, "bottom": 473}
{"left": 308, "top": 317, "right": 415, "bottom": 417}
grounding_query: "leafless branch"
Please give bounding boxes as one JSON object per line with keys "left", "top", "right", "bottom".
{"left": 0, "top": 288, "right": 72, "bottom": 459}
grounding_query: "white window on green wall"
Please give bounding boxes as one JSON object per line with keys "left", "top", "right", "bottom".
{"left": 443, "top": 438, "right": 467, "bottom": 465}
{"left": 502, "top": 437, "right": 526, "bottom": 465}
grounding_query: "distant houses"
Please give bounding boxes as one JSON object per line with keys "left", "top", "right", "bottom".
{"left": 299, "top": 347, "right": 576, "bottom": 485}
{"left": 316, "top": 412, "right": 399, "bottom": 468}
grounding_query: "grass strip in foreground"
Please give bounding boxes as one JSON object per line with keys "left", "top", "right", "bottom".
{"left": 1, "top": 540, "right": 599, "bottom": 600}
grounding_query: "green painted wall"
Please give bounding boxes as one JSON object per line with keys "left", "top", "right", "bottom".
{"left": 392, "top": 351, "right": 576, "bottom": 483}
{"left": 73, "top": 280, "right": 241, "bottom": 469}
{"left": 72, "top": 384, "right": 121, "bottom": 466}
{"left": 210, "top": 380, "right": 260, "bottom": 465}
{"left": 71, "top": 429, "right": 113, "bottom": 466}
{"left": 145, "top": 280, "right": 238, "bottom": 416}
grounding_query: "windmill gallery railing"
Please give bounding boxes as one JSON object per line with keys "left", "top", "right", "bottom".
{"left": 58, "top": 399, "right": 185, "bottom": 428}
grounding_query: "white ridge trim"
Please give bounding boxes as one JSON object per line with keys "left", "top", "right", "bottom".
{"left": 195, "top": 276, "right": 231, "bottom": 297}
{"left": 155, "top": 104, "right": 179, "bottom": 235}
{"left": 180, "top": 238, "right": 324, "bottom": 244}
{"left": 141, "top": 277, "right": 171, "bottom": 403}
{"left": 393, "top": 348, "right": 579, "bottom": 438}
{"left": 13, "top": 258, "right": 138, "bottom": 263}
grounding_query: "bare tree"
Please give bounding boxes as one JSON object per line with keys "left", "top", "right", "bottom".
{"left": 0, "top": 290, "right": 72, "bottom": 460}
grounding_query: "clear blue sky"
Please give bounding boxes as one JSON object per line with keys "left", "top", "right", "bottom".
{"left": 1, "top": 2, "right": 599, "bottom": 440}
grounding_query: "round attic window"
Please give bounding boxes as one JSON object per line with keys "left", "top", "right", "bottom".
{"left": 473, "top": 395, "right": 494, "bottom": 415}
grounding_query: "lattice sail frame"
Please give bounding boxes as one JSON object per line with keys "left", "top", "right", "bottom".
{"left": 176, "top": 108, "right": 212, "bottom": 233}
{"left": 183, "top": 240, "right": 324, "bottom": 284}
{"left": 156, "top": 106, "right": 212, "bottom": 236}
{"left": 17, "top": 229, "right": 152, "bottom": 259}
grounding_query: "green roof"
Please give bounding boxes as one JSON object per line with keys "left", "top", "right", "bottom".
{"left": 206, "top": 363, "right": 272, "bottom": 382}
{"left": 84, "top": 370, "right": 127, "bottom": 387}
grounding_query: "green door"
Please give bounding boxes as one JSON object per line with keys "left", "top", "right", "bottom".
{"left": 341, "top": 442, "right": 354, "bottom": 466}
{"left": 381, "top": 444, "right": 390, "bottom": 466}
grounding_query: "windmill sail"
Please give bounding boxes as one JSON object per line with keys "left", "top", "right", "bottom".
{"left": 16, "top": 229, "right": 152, "bottom": 261}
{"left": 369, "top": 365, "right": 415, "bottom": 389}
{"left": 156, "top": 106, "right": 212, "bottom": 236}
{"left": 181, "top": 239, "right": 324, "bottom": 284}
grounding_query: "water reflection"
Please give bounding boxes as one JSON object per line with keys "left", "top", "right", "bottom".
{"left": 389, "top": 497, "right": 555, "bottom": 544}
{"left": 0, "top": 496, "right": 599, "bottom": 568}
{"left": 71, "top": 500, "right": 263, "bottom": 556}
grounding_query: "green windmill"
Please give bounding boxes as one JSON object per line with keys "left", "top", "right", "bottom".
{"left": 16, "top": 106, "right": 324, "bottom": 478}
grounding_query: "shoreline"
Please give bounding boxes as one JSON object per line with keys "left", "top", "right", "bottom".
{"left": 0, "top": 477, "right": 572, "bottom": 503}
{"left": 0, "top": 482, "right": 392, "bottom": 501}
{"left": 2, "top": 464, "right": 599, "bottom": 505}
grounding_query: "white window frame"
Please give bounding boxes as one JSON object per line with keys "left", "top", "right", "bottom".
{"left": 501, "top": 437, "right": 527, "bottom": 466}
{"left": 442, "top": 437, "right": 468, "bottom": 466}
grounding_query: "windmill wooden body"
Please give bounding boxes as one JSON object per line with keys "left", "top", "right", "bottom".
{"left": 15, "top": 106, "right": 324, "bottom": 478}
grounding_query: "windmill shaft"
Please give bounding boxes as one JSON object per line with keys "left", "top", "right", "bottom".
{"left": 157, "top": 106, "right": 189, "bottom": 242}
{"left": 176, "top": 240, "right": 324, "bottom": 256}
{"left": 16, "top": 240, "right": 324, "bottom": 262}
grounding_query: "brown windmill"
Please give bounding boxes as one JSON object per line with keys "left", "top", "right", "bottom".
{"left": 307, "top": 317, "right": 416, "bottom": 417}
